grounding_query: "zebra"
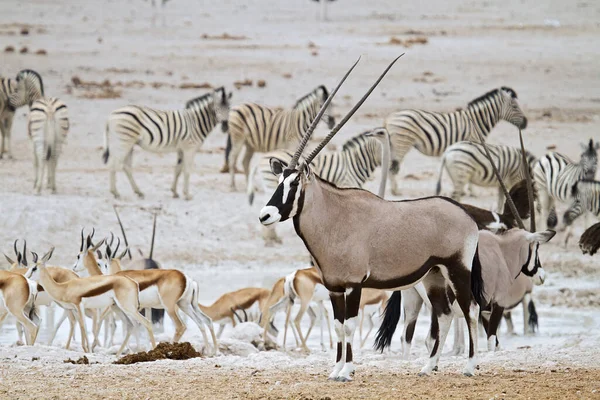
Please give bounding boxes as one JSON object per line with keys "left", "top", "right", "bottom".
{"left": 225, "top": 85, "right": 335, "bottom": 191}
{"left": 247, "top": 129, "right": 386, "bottom": 244}
{"left": 28, "top": 97, "right": 69, "bottom": 195}
{"left": 103, "top": 87, "right": 232, "bottom": 200}
{"left": 385, "top": 87, "right": 527, "bottom": 195}
{"left": 533, "top": 139, "right": 599, "bottom": 230}
{"left": 436, "top": 141, "right": 537, "bottom": 212}
{"left": 562, "top": 180, "right": 600, "bottom": 245}
{"left": 1, "top": 69, "right": 45, "bottom": 159}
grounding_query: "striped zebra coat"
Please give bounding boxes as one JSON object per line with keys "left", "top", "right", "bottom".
{"left": 564, "top": 180, "right": 600, "bottom": 226}
{"left": 248, "top": 130, "right": 386, "bottom": 244}
{"left": 533, "top": 139, "right": 598, "bottom": 230}
{"left": 103, "top": 87, "right": 232, "bottom": 200}
{"left": 436, "top": 141, "right": 536, "bottom": 212}
{"left": 385, "top": 87, "right": 527, "bottom": 195}
{"left": 1, "top": 70, "right": 45, "bottom": 159}
{"left": 226, "top": 85, "right": 334, "bottom": 191}
{"left": 28, "top": 97, "right": 69, "bottom": 194}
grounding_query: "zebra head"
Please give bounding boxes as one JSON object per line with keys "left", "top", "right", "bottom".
{"left": 580, "top": 138, "right": 599, "bottom": 179}
{"left": 295, "top": 86, "right": 336, "bottom": 130}
{"left": 10, "top": 69, "right": 44, "bottom": 108}
{"left": 498, "top": 87, "right": 527, "bottom": 130}
{"left": 213, "top": 86, "right": 233, "bottom": 132}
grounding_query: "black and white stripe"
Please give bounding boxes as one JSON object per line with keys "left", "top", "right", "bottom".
{"left": 226, "top": 85, "right": 334, "bottom": 190}
{"left": 28, "top": 97, "right": 69, "bottom": 194}
{"left": 103, "top": 87, "right": 232, "bottom": 200}
{"left": 247, "top": 130, "right": 382, "bottom": 205}
{"left": 1, "top": 70, "right": 44, "bottom": 159}
{"left": 564, "top": 180, "right": 600, "bottom": 226}
{"left": 533, "top": 139, "right": 598, "bottom": 228}
{"left": 385, "top": 87, "right": 527, "bottom": 195}
{"left": 436, "top": 140, "right": 536, "bottom": 210}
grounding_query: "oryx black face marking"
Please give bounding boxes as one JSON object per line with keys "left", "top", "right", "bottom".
{"left": 260, "top": 169, "right": 302, "bottom": 224}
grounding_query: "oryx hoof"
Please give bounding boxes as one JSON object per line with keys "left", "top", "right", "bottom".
{"left": 463, "top": 370, "right": 474, "bottom": 377}
{"left": 417, "top": 371, "right": 430, "bottom": 377}
{"left": 432, "top": 366, "right": 439, "bottom": 372}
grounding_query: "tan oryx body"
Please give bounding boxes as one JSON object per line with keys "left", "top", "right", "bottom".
{"left": 259, "top": 56, "right": 485, "bottom": 380}
{"left": 0, "top": 270, "right": 40, "bottom": 345}
{"left": 27, "top": 248, "right": 156, "bottom": 356}
{"left": 199, "top": 287, "right": 270, "bottom": 338}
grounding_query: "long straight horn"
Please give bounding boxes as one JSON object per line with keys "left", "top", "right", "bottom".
{"left": 113, "top": 205, "right": 132, "bottom": 260}
{"left": 518, "top": 129, "right": 536, "bottom": 232}
{"left": 288, "top": 57, "right": 362, "bottom": 170}
{"left": 303, "top": 54, "right": 404, "bottom": 167}
{"left": 470, "top": 116, "right": 525, "bottom": 229}
{"left": 22, "top": 240, "right": 27, "bottom": 266}
{"left": 149, "top": 211, "right": 157, "bottom": 261}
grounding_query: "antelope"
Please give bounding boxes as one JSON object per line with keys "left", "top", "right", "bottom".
{"left": 198, "top": 287, "right": 270, "bottom": 338}
{"left": 258, "top": 56, "right": 488, "bottom": 380}
{"left": 0, "top": 269, "right": 40, "bottom": 345}
{"left": 26, "top": 247, "right": 156, "bottom": 356}
{"left": 357, "top": 288, "right": 388, "bottom": 348}
{"left": 95, "top": 238, "right": 219, "bottom": 356}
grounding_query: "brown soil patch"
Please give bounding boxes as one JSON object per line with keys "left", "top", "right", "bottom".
{"left": 63, "top": 355, "right": 90, "bottom": 364}
{"left": 114, "top": 342, "right": 203, "bottom": 365}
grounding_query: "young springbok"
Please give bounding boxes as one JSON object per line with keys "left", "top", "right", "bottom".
{"left": 26, "top": 247, "right": 156, "bottom": 355}
{"left": 0, "top": 270, "right": 40, "bottom": 345}
{"left": 259, "top": 56, "right": 486, "bottom": 380}
{"left": 199, "top": 287, "right": 270, "bottom": 338}
{"left": 97, "top": 240, "right": 219, "bottom": 356}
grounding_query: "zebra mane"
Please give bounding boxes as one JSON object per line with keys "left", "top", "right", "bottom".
{"left": 467, "top": 87, "right": 517, "bottom": 107}
{"left": 294, "top": 85, "right": 327, "bottom": 108}
{"left": 17, "top": 69, "right": 44, "bottom": 96}
{"left": 341, "top": 130, "right": 372, "bottom": 151}
{"left": 185, "top": 91, "right": 213, "bottom": 109}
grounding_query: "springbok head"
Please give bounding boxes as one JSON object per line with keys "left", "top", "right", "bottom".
{"left": 26, "top": 247, "right": 55, "bottom": 280}
{"left": 73, "top": 228, "right": 105, "bottom": 273}
{"left": 3, "top": 239, "right": 28, "bottom": 268}
{"left": 259, "top": 55, "right": 402, "bottom": 225}
{"left": 103, "top": 236, "right": 129, "bottom": 272}
{"left": 579, "top": 138, "right": 599, "bottom": 179}
{"left": 497, "top": 87, "right": 527, "bottom": 130}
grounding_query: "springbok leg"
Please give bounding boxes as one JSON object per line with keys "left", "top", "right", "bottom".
{"left": 328, "top": 292, "right": 346, "bottom": 380}
{"left": 486, "top": 303, "right": 504, "bottom": 351}
{"left": 336, "top": 287, "right": 362, "bottom": 382}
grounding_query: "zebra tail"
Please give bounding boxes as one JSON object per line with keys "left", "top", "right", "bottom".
{"left": 374, "top": 290, "right": 401, "bottom": 352}
{"left": 435, "top": 156, "right": 446, "bottom": 195}
{"left": 528, "top": 299, "right": 538, "bottom": 333}
{"left": 247, "top": 162, "right": 258, "bottom": 205}
{"left": 44, "top": 114, "right": 56, "bottom": 161}
{"left": 102, "top": 121, "right": 110, "bottom": 164}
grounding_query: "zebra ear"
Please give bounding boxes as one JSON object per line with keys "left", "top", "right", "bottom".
{"left": 269, "top": 157, "right": 287, "bottom": 176}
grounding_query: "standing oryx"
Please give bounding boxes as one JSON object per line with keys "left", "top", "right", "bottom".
{"left": 225, "top": 85, "right": 335, "bottom": 191}
{"left": 259, "top": 55, "right": 486, "bottom": 380}
{"left": 248, "top": 128, "right": 390, "bottom": 244}
{"left": 436, "top": 141, "right": 536, "bottom": 212}
{"left": 1, "top": 70, "right": 45, "bottom": 159}
{"left": 385, "top": 87, "right": 527, "bottom": 195}
{"left": 103, "top": 87, "right": 232, "bottom": 200}
{"left": 533, "top": 139, "right": 599, "bottom": 230}
{"left": 28, "top": 97, "right": 69, "bottom": 194}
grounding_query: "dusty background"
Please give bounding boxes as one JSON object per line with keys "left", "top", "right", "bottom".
{"left": 1, "top": 0, "right": 599, "bottom": 398}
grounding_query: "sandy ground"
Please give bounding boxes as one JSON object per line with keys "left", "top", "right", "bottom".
{"left": 1, "top": 0, "right": 600, "bottom": 398}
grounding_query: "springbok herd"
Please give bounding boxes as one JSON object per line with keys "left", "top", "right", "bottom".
{"left": 1, "top": 56, "right": 600, "bottom": 381}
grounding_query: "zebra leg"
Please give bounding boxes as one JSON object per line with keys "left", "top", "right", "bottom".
{"left": 34, "top": 153, "right": 45, "bottom": 195}
{"left": 228, "top": 139, "right": 245, "bottom": 191}
{"left": 537, "top": 190, "right": 551, "bottom": 230}
{"left": 1, "top": 112, "right": 14, "bottom": 159}
{"left": 171, "top": 150, "right": 183, "bottom": 198}
{"left": 48, "top": 155, "right": 58, "bottom": 193}
{"left": 241, "top": 145, "right": 255, "bottom": 187}
{"left": 219, "top": 134, "right": 231, "bottom": 173}
{"left": 181, "top": 149, "right": 196, "bottom": 201}
{"left": 123, "top": 149, "right": 144, "bottom": 198}
{"left": 32, "top": 150, "right": 39, "bottom": 189}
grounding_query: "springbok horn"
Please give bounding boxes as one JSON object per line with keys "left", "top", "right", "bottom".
{"left": 231, "top": 308, "right": 243, "bottom": 323}
{"left": 14, "top": 239, "right": 19, "bottom": 258}
{"left": 288, "top": 56, "right": 362, "bottom": 170}
{"left": 113, "top": 205, "right": 132, "bottom": 260}
{"left": 242, "top": 308, "right": 248, "bottom": 322}
{"left": 31, "top": 252, "right": 38, "bottom": 263}
{"left": 80, "top": 228, "right": 85, "bottom": 252}
{"left": 470, "top": 116, "right": 525, "bottom": 229}
{"left": 113, "top": 237, "right": 121, "bottom": 258}
{"left": 90, "top": 227, "right": 95, "bottom": 240}
{"left": 22, "top": 240, "right": 27, "bottom": 266}
{"left": 109, "top": 232, "right": 115, "bottom": 248}
{"left": 518, "top": 129, "right": 536, "bottom": 232}
{"left": 3, "top": 253, "right": 15, "bottom": 266}
{"left": 302, "top": 54, "right": 404, "bottom": 167}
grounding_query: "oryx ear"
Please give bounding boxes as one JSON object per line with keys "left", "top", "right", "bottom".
{"left": 269, "top": 157, "right": 287, "bottom": 176}
{"left": 3, "top": 254, "right": 14, "bottom": 267}
{"left": 91, "top": 238, "right": 105, "bottom": 252}
{"left": 526, "top": 230, "right": 556, "bottom": 244}
{"left": 42, "top": 247, "right": 55, "bottom": 263}
{"left": 303, "top": 164, "right": 313, "bottom": 180}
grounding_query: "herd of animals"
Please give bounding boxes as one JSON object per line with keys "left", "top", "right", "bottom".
{"left": 1, "top": 56, "right": 600, "bottom": 381}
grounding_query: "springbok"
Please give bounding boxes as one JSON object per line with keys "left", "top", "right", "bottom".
{"left": 198, "top": 287, "right": 270, "bottom": 338}
{"left": 26, "top": 247, "right": 156, "bottom": 355}
{"left": 0, "top": 270, "right": 40, "bottom": 345}
{"left": 96, "top": 239, "right": 219, "bottom": 356}
{"left": 258, "top": 56, "right": 487, "bottom": 380}
{"left": 357, "top": 288, "right": 388, "bottom": 348}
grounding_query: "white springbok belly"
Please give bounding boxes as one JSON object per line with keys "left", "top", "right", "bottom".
{"left": 82, "top": 290, "right": 116, "bottom": 309}
{"left": 138, "top": 285, "right": 162, "bottom": 308}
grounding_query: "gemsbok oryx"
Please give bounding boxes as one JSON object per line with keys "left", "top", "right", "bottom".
{"left": 258, "top": 55, "right": 489, "bottom": 380}
{"left": 103, "top": 87, "right": 232, "bottom": 200}
{"left": 385, "top": 87, "right": 527, "bottom": 196}
{"left": 26, "top": 247, "right": 156, "bottom": 355}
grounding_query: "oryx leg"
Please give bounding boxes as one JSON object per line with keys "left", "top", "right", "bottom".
{"left": 123, "top": 149, "right": 144, "bottom": 199}
{"left": 401, "top": 287, "right": 424, "bottom": 360}
{"left": 336, "top": 287, "right": 361, "bottom": 382}
{"left": 486, "top": 303, "right": 504, "bottom": 352}
{"left": 419, "top": 283, "right": 453, "bottom": 376}
{"left": 503, "top": 311, "right": 515, "bottom": 335}
{"left": 328, "top": 292, "right": 346, "bottom": 380}
{"left": 171, "top": 149, "right": 183, "bottom": 198}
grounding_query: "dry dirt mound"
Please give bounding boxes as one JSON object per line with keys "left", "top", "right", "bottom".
{"left": 114, "top": 342, "right": 203, "bottom": 365}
